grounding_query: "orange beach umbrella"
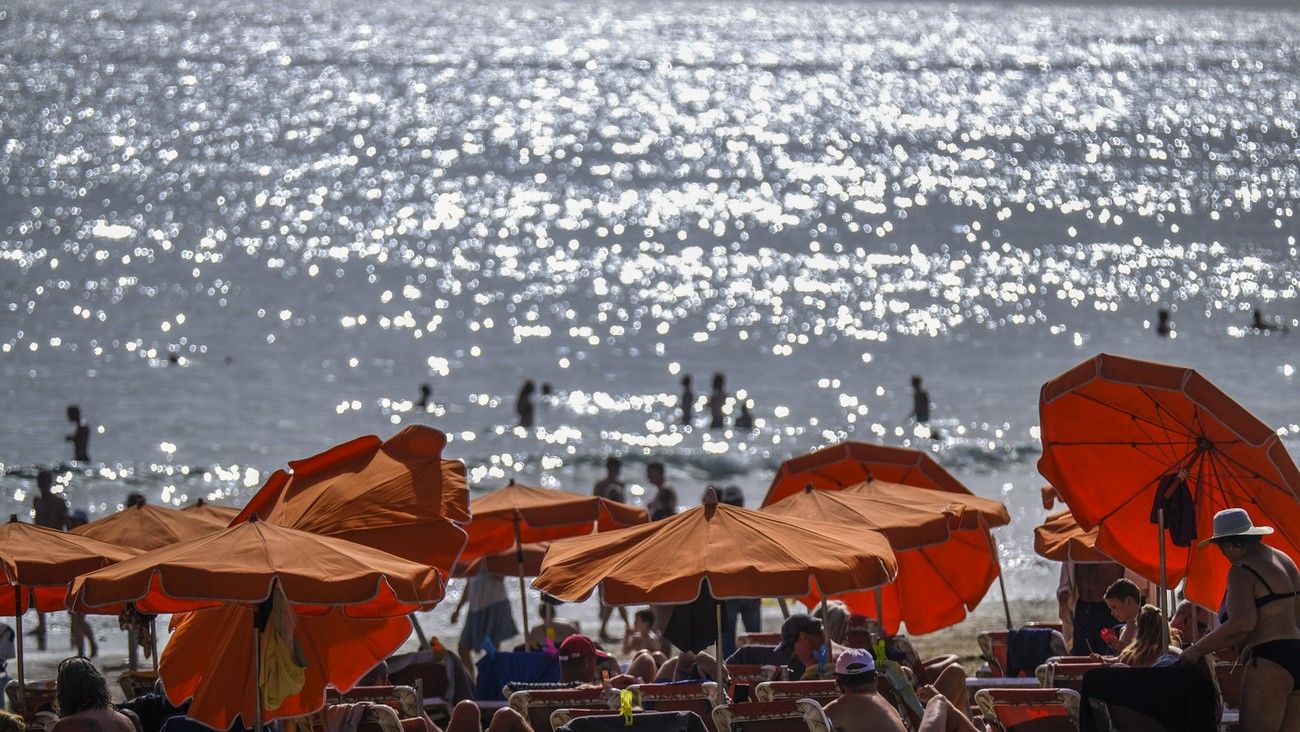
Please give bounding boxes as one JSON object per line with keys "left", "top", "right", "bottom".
{"left": 763, "top": 480, "right": 1009, "bottom": 634}
{"left": 453, "top": 543, "right": 549, "bottom": 579}
{"left": 70, "top": 517, "right": 446, "bottom": 730}
{"left": 73, "top": 502, "right": 227, "bottom": 552}
{"left": 762, "top": 440, "right": 968, "bottom": 506}
{"left": 182, "top": 499, "right": 241, "bottom": 524}
{"left": 1038, "top": 353, "right": 1300, "bottom": 608}
{"left": 0, "top": 517, "right": 140, "bottom": 709}
{"left": 465, "top": 480, "right": 648, "bottom": 639}
{"left": 1034, "top": 510, "right": 1109, "bottom": 564}
{"left": 162, "top": 426, "right": 469, "bottom": 730}
{"left": 535, "top": 492, "right": 897, "bottom": 605}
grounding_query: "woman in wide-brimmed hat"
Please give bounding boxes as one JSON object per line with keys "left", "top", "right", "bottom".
{"left": 1182, "top": 508, "right": 1300, "bottom": 729}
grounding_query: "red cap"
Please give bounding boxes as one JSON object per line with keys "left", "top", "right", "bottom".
{"left": 558, "top": 634, "right": 612, "bottom": 661}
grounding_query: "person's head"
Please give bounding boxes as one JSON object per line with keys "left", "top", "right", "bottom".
{"left": 538, "top": 602, "right": 556, "bottom": 622}
{"left": 910, "top": 375, "right": 922, "bottom": 389}
{"left": 56, "top": 656, "right": 111, "bottom": 716}
{"left": 605, "top": 456, "right": 621, "bottom": 478}
{"left": 68, "top": 509, "right": 88, "bottom": 529}
{"left": 125, "top": 492, "right": 146, "bottom": 508}
{"left": 833, "top": 648, "right": 878, "bottom": 693}
{"left": 1104, "top": 578, "right": 1142, "bottom": 623}
{"left": 542, "top": 383, "right": 553, "bottom": 396}
{"left": 419, "top": 384, "right": 431, "bottom": 397}
{"left": 1201, "top": 508, "right": 1272, "bottom": 561}
{"left": 36, "top": 470, "right": 54, "bottom": 495}
{"left": 520, "top": 380, "right": 535, "bottom": 396}
{"left": 739, "top": 400, "right": 752, "bottom": 415}
{"left": 681, "top": 375, "right": 692, "bottom": 388}
{"left": 719, "top": 485, "right": 744, "bottom": 508}
{"left": 781, "top": 614, "right": 825, "bottom": 662}
{"left": 66, "top": 405, "right": 81, "bottom": 422}
{"left": 634, "top": 609, "right": 655, "bottom": 632}
{"left": 558, "top": 635, "right": 611, "bottom": 683}
{"left": 822, "top": 600, "right": 850, "bottom": 645}
{"left": 1118, "top": 604, "right": 1171, "bottom": 667}
{"left": 711, "top": 373, "right": 725, "bottom": 390}
{"left": 0, "top": 710, "right": 25, "bottom": 732}
{"left": 1170, "top": 600, "right": 1211, "bottom": 644}
{"left": 646, "top": 462, "right": 665, "bottom": 486}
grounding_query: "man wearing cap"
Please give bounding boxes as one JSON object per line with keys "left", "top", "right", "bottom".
{"left": 821, "top": 648, "right": 907, "bottom": 732}
{"left": 724, "top": 613, "right": 824, "bottom": 680}
{"left": 558, "top": 635, "right": 638, "bottom": 688}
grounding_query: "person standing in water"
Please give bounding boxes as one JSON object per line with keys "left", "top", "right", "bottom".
{"left": 31, "top": 469, "right": 70, "bottom": 651}
{"left": 1156, "top": 309, "right": 1171, "bottom": 337}
{"left": 645, "top": 462, "right": 678, "bottom": 521}
{"left": 708, "top": 373, "right": 727, "bottom": 429}
{"left": 66, "top": 405, "right": 90, "bottom": 462}
{"left": 416, "top": 384, "right": 433, "bottom": 409}
{"left": 735, "top": 399, "right": 754, "bottom": 430}
{"left": 516, "top": 380, "right": 536, "bottom": 428}
{"left": 679, "top": 375, "right": 695, "bottom": 426}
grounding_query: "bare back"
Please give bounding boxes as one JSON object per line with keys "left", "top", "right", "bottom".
{"left": 1236, "top": 545, "right": 1300, "bottom": 654}
{"left": 824, "top": 692, "right": 907, "bottom": 732}
{"left": 52, "top": 708, "right": 137, "bottom": 732}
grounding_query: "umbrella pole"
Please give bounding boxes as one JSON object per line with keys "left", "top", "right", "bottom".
{"left": 253, "top": 622, "right": 263, "bottom": 732}
{"left": 150, "top": 617, "right": 159, "bottom": 673}
{"left": 1158, "top": 508, "right": 1168, "bottom": 616}
{"left": 410, "top": 613, "right": 430, "bottom": 651}
{"left": 13, "top": 587, "right": 25, "bottom": 714}
{"left": 715, "top": 601, "right": 723, "bottom": 674}
{"left": 777, "top": 598, "right": 790, "bottom": 619}
{"left": 514, "top": 518, "right": 530, "bottom": 647}
{"left": 874, "top": 587, "right": 884, "bottom": 630}
{"left": 987, "top": 529, "right": 1013, "bottom": 630}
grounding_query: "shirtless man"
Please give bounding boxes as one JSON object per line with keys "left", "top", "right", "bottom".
{"left": 822, "top": 648, "right": 907, "bottom": 732}
{"left": 50, "top": 658, "right": 136, "bottom": 732}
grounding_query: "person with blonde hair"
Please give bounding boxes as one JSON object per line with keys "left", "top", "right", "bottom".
{"left": 1116, "top": 605, "right": 1180, "bottom": 668}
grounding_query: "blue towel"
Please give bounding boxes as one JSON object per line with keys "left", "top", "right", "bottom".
{"left": 474, "top": 651, "right": 560, "bottom": 701}
{"left": 1006, "top": 627, "right": 1058, "bottom": 677}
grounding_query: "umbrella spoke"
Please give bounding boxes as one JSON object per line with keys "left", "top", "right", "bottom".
{"left": 1071, "top": 391, "right": 1198, "bottom": 439}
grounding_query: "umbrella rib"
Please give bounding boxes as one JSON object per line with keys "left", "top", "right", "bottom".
{"left": 1128, "top": 400, "right": 1186, "bottom": 468}
{"left": 1047, "top": 440, "right": 1198, "bottom": 448}
{"left": 1137, "top": 387, "right": 1200, "bottom": 438}
{"left": 1203, "top": 444, "right": 1299, "bottom": 499}
{"left": 1070, "top": 392, "right": 1196, "bottom": 438}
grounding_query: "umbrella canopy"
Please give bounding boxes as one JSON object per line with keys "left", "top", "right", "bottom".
{"left": 452, "top": 543, "right": 549, "bottom": 579}
{"left": 73, "top": 502, "right": 227, "bottom": 552}
{"left": 463, "top": 481, "right": 648, "bottom": 561}
{"left": 158, "top": 426, "right": 469, "bottom": 730}
{"left": 762, "top": 440, "right": 968, "bottom": 507}
{"left": 1034, "top": 510, "right": 1109, "bottom": 563}
{"left": 182, "top": 499, "right": 241, "bottom": 524}
{"left": 534, "top": 495, "right": 897, "bottom": 605}
{"left": 1038, "top": 353, "right": 1300, "bottom": 607}
{"left": 69, "top": 518, "right": 447, "bottom": 730}
{"left": 0, "top": 517, "right": 140, "bottom": 613}
{"left": 763, "top": 480, "right": 1009, "bottom": 634}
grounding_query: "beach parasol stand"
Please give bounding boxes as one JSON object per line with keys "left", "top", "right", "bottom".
{"left": 1039, "top": 353, "right": 1300, "bottom": 612}
{"left": 463, "top": 480, "right": 647, "bottom": 645}
{"left": 69, "top": 517, "right": 447, "bottom": 730}
{"left": 535, "top": 487, "right": 898, "bottom": 673}
{"left": 0, "top": 516, "right": 139, "bottom": 712}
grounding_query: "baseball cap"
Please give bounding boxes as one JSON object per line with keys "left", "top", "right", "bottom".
{"left": 834, "top": 648, "right": 876, "bottom": 676}
{"left": 558, "top": 634, "right": 612, "bottom": 661}
{"left": 779, "top": 613, "right": 824, "bottom": 644}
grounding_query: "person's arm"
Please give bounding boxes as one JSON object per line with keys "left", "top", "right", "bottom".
{"left": 449, "top": 587, "right": 470, "bottom": 624}
{"left": 1183, "top": 565, "right": 1256, "bottom": 663}
{"left": 622, "top": 628, "right": 637, "bottom": 656}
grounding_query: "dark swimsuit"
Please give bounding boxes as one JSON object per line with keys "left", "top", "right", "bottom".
{"left": 1231, "top": 563, "right": 1300, "bottom": 691}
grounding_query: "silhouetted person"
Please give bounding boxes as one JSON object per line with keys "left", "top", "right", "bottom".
{"left": 593, "top": 457, "right": 625, "bottom": 502}
{"left": 680, "top": 375, "right": 695, "bottom": 425}
{"left": 66, "top": 405, "right": 90, "bottom": 462}
{"left": 65, "top": 509, "right": 97, "bottom": 657}
{"left": 909, "top": 376, "right": 931, "bottom": 424}
{"left": 125, "top": 492, "right": 146, "bottom": 508}
{"left": 735, "top": 400, "right": 754, "bottom": 430}
{"left": 708, "top": 372, "right": 727, "bottom": 429}
{"left": 1156, "top": 309, "right": 1171, "bottom": 337}
{"left": 32, "top": 469, "right": 70, "bottom": 651}
{"left": 516, "top": 380, "right": 536, "bottom": 428}
{"left": 645, "top": 462, "right": 678, "bottom": 521}
{"left": 1250, "top": 308, "right": 1286, "bottom": 333}
{"left": 541, "top": 382, "right": 553, "bottom": 397}
{"left": 416, "top": 383, "right": 432, "bottom": 408}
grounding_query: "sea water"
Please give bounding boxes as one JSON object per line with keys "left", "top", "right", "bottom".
{"left": 1, "top": 0, "right": 1298, "bottom": 635}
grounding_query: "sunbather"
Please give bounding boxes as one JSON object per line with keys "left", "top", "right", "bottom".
{"left": 50, "top": 658, "right": 136, "bottom": 732}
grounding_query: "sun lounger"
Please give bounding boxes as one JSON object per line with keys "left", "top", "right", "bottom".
{"left": 508, "top": 688, "right": 618, "bottom": 732}
{"left": 711, "top": 699, "right": 832, "bottom": 732}
{"left": 885, "top": 635, "right": 960, "bottom": 686}
{"left": 117, "top": 671, "right": 160, "bottom": 700}
{"left": 752, "top": 680, "right": 838, "bottom": 705}
{"left": 387, "top": 648, "right": 473, "bottom": 718}
{"left": 630, "top": 682, "right": 723, "bottom": 732}
{"left": 553, "top": 710, "right": 708, "bottom": 731}
{"left": 723, "top": 663, "right": 783, "bottom": 699}
{"left": 5, "top": 679, "right": 58, "bottom": 722}
{"left": 976, "top": 624, "right": 1066, "bottom": 677}
{"left": 736, "top": 633, "right": 781, "bottom": 648}
{"left": 974, "top": 688, "right": 1080, "bottom": 732}
{"left": 1034, "top": 660, "right": 1112, "bottom": 690}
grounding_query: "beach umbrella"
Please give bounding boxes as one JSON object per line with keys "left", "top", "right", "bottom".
{"left": 465, "top": 481, "right": 648, "bottom": 641}
{"left": 0, "top": 517, "right": 139, "bottom": 710}
{"left": 1038, "top": 353, "right": 1300, "bottom": 610}
{"left": 762, "top": 440, "right": 967, "bottom": 506}
{"left": 452, "top": 543, "right": 549, "bottom": 579}
{"left": 535, "top": 489, "right": 897, "bottom": 662}
{"left": 70, "top": 517, "right": 445, "bottom": 730}
{"left": 761, "top": 442, "right": 1015, "bottom": 629}
{"left": 159, "top": 425, "right": 469, "bottom": 729}
{"left": 763, "top": 480, "right": 1009, "bottom": 634}
{"left": 1034, "top": 510, "right": 1109, "bottom": 564}
{"left": 181, "top": 499, "right": 241, "bottom": 524}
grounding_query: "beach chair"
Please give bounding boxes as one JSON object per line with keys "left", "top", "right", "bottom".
{"left": 355, "top": 704, "right": 405, "bottom": 732}
{"left": 712, "top": 699, "right": 832, "bottom": 732}
{"left": 388, "top": 648, "right": 468, "bottom": 719}
{"left": 508, "top": 688, "right": 618, "bottom": 731}
{"left": 117, "top": 670, "right": 159, "bottom": 699}
{"left": 555, "top": 710, "right": 709, "bottom": 731}
{"left": 5, "top": 679, "right": 58, "bottom": 722}
{"left": 842, "top": 626, "right": 873, "bottom": 649}
{"left": 1213, "top": 659, "right": 1244, "bottom": 714}
{"left": 885, "top": 635, "right": 960, "bottom": 686}
{"left": 752, "top": 680, "right": 838, "bottom": 705}
{"left": 1034, "top": 661, "right": 1110, "bottom": 691}
{"left": 974, "top": 688, "right": 1081, "bottom": 732}
{"left": 736, "top": 633, "right": 781, "bottom": 648}
{"left": 630, "top": 681, "right": 723, "bottom": 732}
{"left": 976, "top": 626, "right": 1068, "bottom": 678}
{"left": 327, "top": 685, "right": 425, "bottom": 720}
{"left": 724, "top": 663, "right": 782, "bottom": 698}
